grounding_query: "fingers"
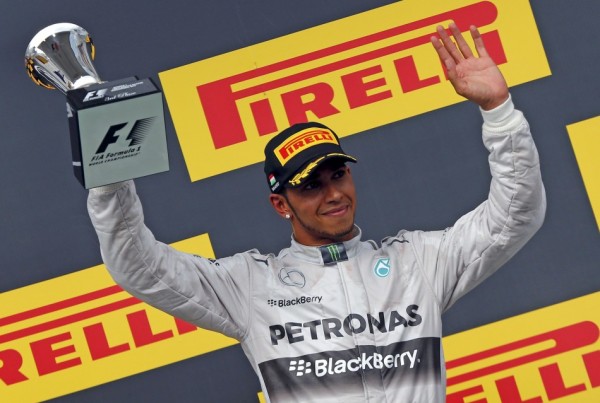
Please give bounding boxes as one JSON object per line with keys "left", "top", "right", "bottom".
{"left": 434, "top": 24, "right": 463, "bottom": 64}
{"left": 449, "top": 23, "right": 474, "bottom": 59}
{"left": 469, "top": 25, "right": 489, "bottom": 58}
{"left": 430, "top": 31, "right": 455, "bottom": 71}
{"left": 431, "top": 22, "right": 486, "bottom": 61}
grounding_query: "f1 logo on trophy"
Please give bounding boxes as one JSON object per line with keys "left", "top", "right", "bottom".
{"left": 25, "top": 23, "right": 169, "bottom": 189}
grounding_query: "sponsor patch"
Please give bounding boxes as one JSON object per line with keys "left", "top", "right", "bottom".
{"left": 374, "top": 258, "right": 391, "bottom": 278}
{"left": 258, "top": 338, "right": 440, "bottom": 401}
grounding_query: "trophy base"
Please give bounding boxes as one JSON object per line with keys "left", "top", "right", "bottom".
{"left": 66, "top": 77, "right": 169, "bottom": 189}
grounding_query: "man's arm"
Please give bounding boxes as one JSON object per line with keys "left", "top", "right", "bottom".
{"left": 408, "top": 24, "right": 546, "bottom": 311}
{"left": 432, "top": 96, "right": 545, "bottom": 311}
{"left": 87, "top": 180, "right": 253, "bottom": 340}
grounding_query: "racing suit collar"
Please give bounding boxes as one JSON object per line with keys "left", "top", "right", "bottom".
{"left": 288, "top": 226, "right": 362, "bottom": 265}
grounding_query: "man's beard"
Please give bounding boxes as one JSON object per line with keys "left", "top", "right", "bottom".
{"left": 289, "top": 204, "right": 357, "bottom": 244}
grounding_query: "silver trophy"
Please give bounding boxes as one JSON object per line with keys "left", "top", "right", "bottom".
{"left": 25, "top": 23, "right": 101, "bottom": 93}
{"left": 24, "top": 23, "right": 168, "bottom": 189}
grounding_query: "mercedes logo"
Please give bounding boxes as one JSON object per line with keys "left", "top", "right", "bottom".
{"left": 278, "top": 268, "right": 306, "bottom": 288}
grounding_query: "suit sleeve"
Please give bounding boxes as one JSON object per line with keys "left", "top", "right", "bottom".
{"left": 410, "top": 95, "right": 546, "bottom": 312}
{"left": 87, "top": 180, "right": 252, "bottom": 340}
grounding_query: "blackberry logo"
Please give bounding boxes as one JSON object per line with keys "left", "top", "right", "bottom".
{"left": 289, "top": 360, "right": 312, "bottom": 376}
{"left": 267, "top": 296, "right": 322, "bottom": 308}
{"left": 288, "top": 350, "right": 419, "bottom": 378}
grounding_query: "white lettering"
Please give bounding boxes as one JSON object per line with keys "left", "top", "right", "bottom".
{"left": 333, "top": 360, "right": 346, "bottom": 374}
{"left": 315, "top": 359, "right": 328, "bottom": 377}
{"left": 405, "top": 349, "right": 417, "bottom": 369}
{"left": 384, "top": 354, "right": 395, "bottom": 368}
{"left": 111, "top": 81, "right": 144, "bottom": 92}
{"left": 305, "top": 349, "right": 419, "bottom": 378}
{"left": 347, "top": 358, "right": 361, "bottom": 371}
{"left": 373, "top": 353, "right": 383, "bottom": 369}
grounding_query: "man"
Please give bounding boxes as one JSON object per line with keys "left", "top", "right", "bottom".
{"left": 87, "top": 23, "right": 545, "bottom": 402}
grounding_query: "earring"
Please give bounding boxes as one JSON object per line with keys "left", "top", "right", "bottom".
{"left": 285, "top": 213, "right": 291, "bottom": 219}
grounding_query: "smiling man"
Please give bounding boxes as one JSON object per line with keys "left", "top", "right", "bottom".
{"left": 87, "top": 24, "right": 546, "bottom": 402}
{"left": 264, "top": 122, "right": 358, "bottom": 245}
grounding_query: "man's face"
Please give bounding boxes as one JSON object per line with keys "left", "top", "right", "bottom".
{"left": 280, "top": 159, "right": 357, "bottom": 246}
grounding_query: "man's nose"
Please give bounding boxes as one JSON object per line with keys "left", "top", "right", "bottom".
{"left": 323, "top": 182, "right": 343, "bottom": 201}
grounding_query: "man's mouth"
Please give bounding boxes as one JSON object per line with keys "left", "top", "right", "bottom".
{"left": 322, "top": 205, "right": 349, "bottom": 217}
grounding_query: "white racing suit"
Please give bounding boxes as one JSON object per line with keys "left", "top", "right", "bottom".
{"left": 87, "top": 96, "right": 546, "bottom": 402}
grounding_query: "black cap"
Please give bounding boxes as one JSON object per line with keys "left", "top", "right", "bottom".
{"left": 263, "top": 122, "right": 357, "bottom": 193}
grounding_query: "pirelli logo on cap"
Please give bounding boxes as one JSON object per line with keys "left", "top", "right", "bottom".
{"left": 159, "top": 0, "right": 550, "bottom": 183}
{"left": 276, "top": 128, "right": 337, "bottom": 166}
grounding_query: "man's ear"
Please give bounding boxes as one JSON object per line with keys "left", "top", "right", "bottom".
{"left": 269, "top": 193, "right": 290, "bottom": 219}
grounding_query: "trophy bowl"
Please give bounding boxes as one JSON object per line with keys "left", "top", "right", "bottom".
{"left": 25, "top": 23, "right": 101, "bottom": 93}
